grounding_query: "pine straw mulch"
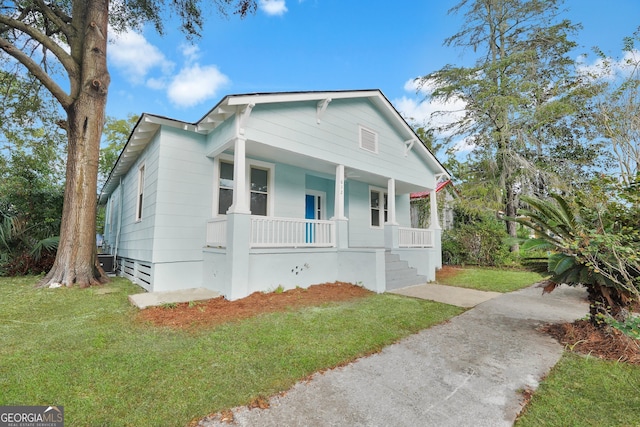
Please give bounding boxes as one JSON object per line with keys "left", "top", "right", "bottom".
{"left": 542, "top": 319, "right": 640, "bottom": 365}
{"left": 136, "top": 281, "right": 372, "bottom": 330}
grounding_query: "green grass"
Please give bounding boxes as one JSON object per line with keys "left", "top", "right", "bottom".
{"left": 0, "top": 276, "right": 463, "bottom": 426}
{"left": 516, "top": 353, "right": 640, "bottom": 427}
{"left": 437, "top": 266, "right": 547, "bottom": 292}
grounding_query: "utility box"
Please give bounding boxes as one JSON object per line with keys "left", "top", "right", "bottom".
{"left": 98, "top": 254, "right": 115, "bottom": 274}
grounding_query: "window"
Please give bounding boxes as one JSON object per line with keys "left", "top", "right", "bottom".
{"left": 359, "top": 126, "right": 378, "bottom": 153}
{"left": 136, "top": 164, "right": 145, "bottom": 221}
{"left": 370, "top": 189, "right": 388, "bottom": 227}
{"left": 215, "top": 157, "right": 273, "bottom": 216}
{"left": 218, "top": 161, "right": 234, "bottom": 215}
{"left": 250, "top": 167, "right": 269, "bottom": 216}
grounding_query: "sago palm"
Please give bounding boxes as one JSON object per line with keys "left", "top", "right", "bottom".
{"left": 515, "top": 193, "right": 640, "bottom": 322}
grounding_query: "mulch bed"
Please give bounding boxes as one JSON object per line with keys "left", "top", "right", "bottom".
{"left": 542, "top": 320, "right": 640, "bottom": 365}
{"left": 137, "top": 281, "right": 372, "bottom": 329}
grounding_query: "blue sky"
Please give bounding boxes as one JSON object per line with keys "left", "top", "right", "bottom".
{"left": 105, "top": 0, "right": 640, "bottom": 128}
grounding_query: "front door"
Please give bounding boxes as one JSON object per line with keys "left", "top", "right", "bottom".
{"left": 305, "top": 192, "right": 325, "bottom": 243}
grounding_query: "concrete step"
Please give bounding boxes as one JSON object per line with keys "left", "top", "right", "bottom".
{"left": 386, "top": 274, "right": 428, "bottom": 290}
{"left": 384, "top": 252, "right": 428, "bottom": 290}
{"left": 129, "top": 288, "right": 221, "bottom": 309}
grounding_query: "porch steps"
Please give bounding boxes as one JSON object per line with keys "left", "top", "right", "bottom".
{"left": 385, "top": 252, "right": 428, "bottom": 290}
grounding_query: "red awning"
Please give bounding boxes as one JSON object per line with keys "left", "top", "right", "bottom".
{"left": 410, "top": 180, "right": 452, "bottom": 200}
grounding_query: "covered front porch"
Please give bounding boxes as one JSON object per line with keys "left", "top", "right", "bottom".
{"left": 203, "top": 203, "right": 442, "bottom": 300}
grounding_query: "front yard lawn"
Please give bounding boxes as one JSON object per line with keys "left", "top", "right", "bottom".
{"left": 436, "top": 265, "right": 547, "bottom": 292}
{"left": 0, "top": 276, "right": 463, "bottom": 426}
{"left": 516, "top": 353, "right": 640, "bottom": 426}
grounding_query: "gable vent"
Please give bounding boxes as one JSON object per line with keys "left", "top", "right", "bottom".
{"left": 359, "top": 126, "right": 378, "bottom": 153}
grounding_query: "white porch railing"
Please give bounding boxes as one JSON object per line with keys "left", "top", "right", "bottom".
{"left": 206, "top": 216, "right": 336, "bottom": 248}
{"left": 398, "top": 227, "right": 434, "bottom": 248}
{"left": 251, "top": 216, "right": 335, "bottom": 248}
{"left": 206, "top": 217, "right": 227, "bottom": 247}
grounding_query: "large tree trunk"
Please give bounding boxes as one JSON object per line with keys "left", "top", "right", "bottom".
{"left": 40, "top": 0, "right": 110, "bottom": 288}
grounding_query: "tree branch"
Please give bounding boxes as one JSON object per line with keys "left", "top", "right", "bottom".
{"left": 0, "top": 13, "right": 78, "bottom": 80}
{"left": 0, "top": 36, "right": 72, "bottom": 109}
{"left": 34, "top": 0, "right": 73, "bottom": 41}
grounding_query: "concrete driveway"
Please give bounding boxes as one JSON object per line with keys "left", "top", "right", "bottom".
{"left": 198, "top": 284, "right": 589, "bottom": 427}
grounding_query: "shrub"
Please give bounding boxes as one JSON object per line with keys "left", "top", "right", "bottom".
{"left": 442, "top": 206, "right": 511, "bottom": 266}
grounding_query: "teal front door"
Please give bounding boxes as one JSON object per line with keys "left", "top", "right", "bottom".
{"left": 305, "top": 194, "right": 315, "bottom": 243}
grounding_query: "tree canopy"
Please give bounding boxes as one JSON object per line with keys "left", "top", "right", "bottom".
{"left": 0, "top": 0, "right": 257, "bottom": 287}
{"left": 418, "top": 0, "right": 604, "bottom": 249}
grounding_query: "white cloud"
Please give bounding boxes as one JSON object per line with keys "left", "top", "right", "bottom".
{"left": 109, "top": 30, "right": 174, "bottom": 84}
{"left": 146, "top": 77, "right": 167, "bottom": 90}
{"left": 396, "top": 78, "right": 466, "bottom": 131}
{"left": 109, "top": 29, "right": 230, "bottom": 108}
{"left": 395, "top": 78, "right": 473, "bottom": 154}
{"left": 576, "top": 49, "right": 640, "bottom": 81}
{"left": 260, "top": 0, "right": 288, "bottom": 16}
{"left": 180, "top": 44, "right": 201, "bottom": 64}
{"left": 167, "top": 64, "right": 230, "bottom": 108}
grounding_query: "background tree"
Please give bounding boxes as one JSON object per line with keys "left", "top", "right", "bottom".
{"left": 99, "top": 114, "right": 139, "bottom": 189}
{"left": 95, "top": 113, "right": 139, "bottom": 238}
{"left": 0, "top": 0, "right": 256, "bottom": 287}
{"left": 0, "top": 73, "right": 65, "bottom": 275}
{"left": 417, "top": 0, "right": 602, "bottom": 251}
{"left": 591, "top": 28, "right": 640, "bottom": 186}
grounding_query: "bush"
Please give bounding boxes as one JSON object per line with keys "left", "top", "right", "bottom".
{"left": 442, "top": 207, "right": 511, "bottom": 266}
{"left": 0, "top": 213, "right": 59, "bottom": 276}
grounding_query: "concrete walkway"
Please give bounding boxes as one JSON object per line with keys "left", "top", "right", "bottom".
{"left": 390, "top": 283, "right": 502, "bottom": 307}
{"left": 198, "top": 284, "right": 589, "bottom": 427}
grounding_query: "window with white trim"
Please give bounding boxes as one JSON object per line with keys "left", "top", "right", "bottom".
{"left": 215, "top": 157, "right": 273, "bottom": 216}
{"left": 136, "top": 164, "right": 145, "bottom": 221}
{"left": 250, "top": 167, "right": 269, "bottom": 216}
{"left": 370, "top": 189, "right": 388, "bottom": 227}
{"left": 218, "top": 161, "right": 234, "bottom": 215}
{"left": 359, "top": 126, "right": 378, "bottom": 153}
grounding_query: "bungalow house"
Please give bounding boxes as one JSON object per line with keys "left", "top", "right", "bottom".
{"left": 99, "top": 90, "right": 449, "bottom": 300}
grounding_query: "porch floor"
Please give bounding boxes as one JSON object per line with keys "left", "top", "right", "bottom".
{"left": 129, "top": 288, "right": 221, "bottom": 309}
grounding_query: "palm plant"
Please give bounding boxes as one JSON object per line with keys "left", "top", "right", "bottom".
{"left": 515, "top": 192, "right": 640, "bottom": 323}
{"left": 0, "top": 212, "right": 58, "bottom": 276}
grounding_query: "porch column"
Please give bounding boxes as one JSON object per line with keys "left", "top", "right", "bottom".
{"left": 332, "top": 164, "right": 348, "bottom": 249}
{"left": 430, "top": 189, "right": 441, "bottom": 230}
{"left": 384, "top": 178, "right": 399, "bottom": 250}
{"left": 386, "top": 178, "right": 397, "bottom": 225}
{"left": 229, "top": 136, "right": 250, "bottom": 214}
{"left": 334, "top": 164, "right": 346, "bottom": 220}
{"left": 226, "top": 211, "right": 251, "bottom": 300}
{"left": 430, "top": 188, "right": 442, "bottom": 269}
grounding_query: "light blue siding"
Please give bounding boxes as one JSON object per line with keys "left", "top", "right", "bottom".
{"left": 204, "top": 116, "right": 235, "bottom": 155}
{"left": 396, "top": 193, "right": 412, "bottom": 227}
{"left": 152, "top": 127, "right": 211, "bottom": 266}
{"left": 114, "top": 132, "right": 160, "bottom": 262}
{"left": 245, "top": 99, "right": 437, "bottom": 189}
{"left": 346, "top": 180, "right": 379, "bottom": 247}
{"left": 273, "top": 163, "right": 304, "bottom": 218}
